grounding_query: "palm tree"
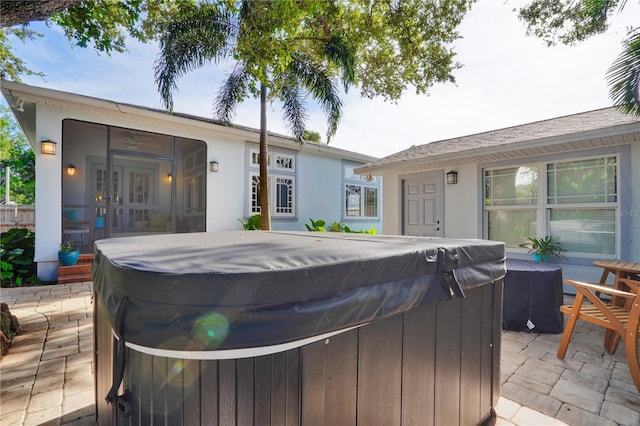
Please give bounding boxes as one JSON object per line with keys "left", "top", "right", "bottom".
{"left": 154, "top": 2, "right": 354, "bottom": 230}
{"left": 607, "top": 31, "right": 640, "bottom": 116}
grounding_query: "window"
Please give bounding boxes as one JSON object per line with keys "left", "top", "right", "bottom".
{"left": 484, "top": 156, "right": 618, "bottom": 256}
{"left": 343, "top": 163, "right": 380, "bottom": 219}
{"left": 248, "top": 148, "right": 297, "bottom": 218}
{"left": 547, "top": 157, "right": 617, "bottom": 255}
{"left": 484, "top": 166, "right": 538, "bottom": 247}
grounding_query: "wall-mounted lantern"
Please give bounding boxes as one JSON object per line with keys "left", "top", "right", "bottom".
{"left": 446, "top": 170, "right": 458, "bottom": 185}
{"left": 209, "top": 161, "right": 219, "bottom": 173}
{"left": 41, "top": 140, "right": 57, "bottom": 155}
{"left": 66, "top": 164, "right": 77, "bottom": 176}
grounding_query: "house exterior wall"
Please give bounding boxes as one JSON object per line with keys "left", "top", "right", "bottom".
{"left": 378, "top": 143, "right": 639, "bottom": 286}
{"left": 381, "top": 163, "right": 479, "bottom": 238}
{"left": 444, "top": 163, "right": 479, "bottom": 239}
{"left": 9, "top": 84, "right": 380, "bottom": 282}
{"left": 34, "top": 102, "right": 65, "bottom": 281}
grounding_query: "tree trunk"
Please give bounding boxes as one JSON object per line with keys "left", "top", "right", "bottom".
{"left": 259, "top": 83, "right": 271, "bottom": 230}
{"left": 1, "top": 0, "right": 82, "bottom": 28}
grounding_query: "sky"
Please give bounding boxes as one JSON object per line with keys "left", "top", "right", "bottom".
{"left": 5, "top": 0, "right": 639, "bottom": 158}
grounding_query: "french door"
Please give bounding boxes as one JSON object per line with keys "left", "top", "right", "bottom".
{"left": 93, "top": 153, "right": 174, "bottom": 236}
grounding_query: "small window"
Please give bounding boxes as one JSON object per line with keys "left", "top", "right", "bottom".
{"left": 248, "top": 148, "right": 296, "bottom": 218}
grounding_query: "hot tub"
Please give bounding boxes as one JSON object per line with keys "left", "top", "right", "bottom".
{"left": 93, "top": 231, "right": 505, "bottom": 425}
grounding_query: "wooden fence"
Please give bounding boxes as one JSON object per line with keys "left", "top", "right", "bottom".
{"left": 0, "top": 205, "right": 36, "bottom": 233}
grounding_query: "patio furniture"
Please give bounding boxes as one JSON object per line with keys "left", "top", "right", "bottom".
{"left": 557, "top": 278, "right": 640, "bottom": 393}
{"left": 62, "top": 209, "right": 90, "bottom": 245}
{"left": 593, "top": 260, "right": 640, "bottom": 352}
{"left": 502, "top": 259, "right": 564, "bottom": 333}
{"left": 92, "top": 232, "right": 506, "bottom": 425}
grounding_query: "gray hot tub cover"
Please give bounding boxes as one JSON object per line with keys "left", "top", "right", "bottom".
{"left": 93, "top": 231, "right": 505, "bottom": 352}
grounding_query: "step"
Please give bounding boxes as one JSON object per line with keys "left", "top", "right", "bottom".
{"left": 57, "top": 273, "right": 93, "bottom": 284}
{"left": 57, "top": 254, "right": 93, "bottom": 284}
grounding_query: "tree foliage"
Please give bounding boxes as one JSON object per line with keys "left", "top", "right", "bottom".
{"left": 154, "top": 0, "right": 474, "bottom": 230}
{"left": 0, "top": 107, "right": 35, "bottom": 205}
{"left": 0, "top": 0, "right": 197, "bottom": 82}
{"left": 0, "top": 27, "right": 45, "bottom": 81}
{"left": 157, "top": 0, "right": 473, "bottom": 106}
{"left": 52, "top": 0, "right": 197, "bottom": 54}
{"left": 518, "top": 0, "right": 640, "bottom": 115}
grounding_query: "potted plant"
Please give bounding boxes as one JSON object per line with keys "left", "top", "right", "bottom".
{"left": 58, "top": 241, "right": 80, "bottom": 266}
{"left": 519, "top": 236, "right": 565, "bottom": 262}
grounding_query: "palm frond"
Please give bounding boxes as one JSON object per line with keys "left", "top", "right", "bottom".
{"left": 214, "top": 63, "right": 250, "bottom": 123}
{"left": 288, "top": 53, "right": 343, "bottom": 143}
{"left": 324, "top": 34, "right": 357, "bottom": 92}
{"left": 607, "top": 31, "right": 640, "bottom": 116}
{"left": 280, "top": 79, "right": 308, "bottom": 142}
{"left": 154, "top": 3, "right": 237, "bottom": 110}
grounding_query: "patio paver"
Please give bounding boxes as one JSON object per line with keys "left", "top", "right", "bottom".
{"left": 1, "top": 283, "right": 638, "bottom": 425}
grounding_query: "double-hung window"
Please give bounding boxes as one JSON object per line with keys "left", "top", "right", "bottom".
{"left": 547, "top": 157, "right": 617, "bottom": 255}
{"left": 484, "top": 155, "right": 618, "bottom": 256}
{"left": 343, "top": 163, "right": 380, "bottom": 219}
{"left": 248, "top": 148, "right": 296, "bottom": 218}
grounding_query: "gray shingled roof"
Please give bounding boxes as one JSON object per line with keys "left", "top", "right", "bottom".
{"left": 357, "top": 107, "right": 640, "bottom": 173}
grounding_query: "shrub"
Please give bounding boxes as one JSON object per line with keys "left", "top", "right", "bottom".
{"left": 238, "top": 214, "right": 261, "bottom": 230}
{"left": 1, "top": 228, "right": 38, "bottom": 287}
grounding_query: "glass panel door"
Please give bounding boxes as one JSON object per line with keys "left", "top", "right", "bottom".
{"left": 110, "top": 154, "right": 173, "bottom": 236}
{"left": 91, "top": 163, "right": 122, "bottom": 236}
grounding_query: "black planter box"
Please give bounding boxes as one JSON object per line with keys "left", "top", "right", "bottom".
{"left": 93, "top": 231, "right": 505, "bottom": 425}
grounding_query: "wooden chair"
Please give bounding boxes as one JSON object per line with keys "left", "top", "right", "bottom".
{"left": 557, "top": 278, "right": 640, "bottom": 393}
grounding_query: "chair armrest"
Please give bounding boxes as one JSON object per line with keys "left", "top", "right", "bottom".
{"left": 617, "top": 277, "right": 640, "bottom": 293}
{"left": 565, "top": 280, "right": 636, "bottom": 299}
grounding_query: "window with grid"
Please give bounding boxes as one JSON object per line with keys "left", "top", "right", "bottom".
{"left": 343, "top": 163, "right": 380, "bottom": 219}
{"left": 484, "top": 156, "right": 618, "bottom": 256}
{"left": 547, "top": 157, "right": 617, "bottom": 254}
{"left": 248, "top": 148, "right": 296, "bottom": 218}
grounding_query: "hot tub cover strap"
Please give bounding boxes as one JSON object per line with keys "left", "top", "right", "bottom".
{"left": 105, "top": 295, "right": 130, "bottom": 416}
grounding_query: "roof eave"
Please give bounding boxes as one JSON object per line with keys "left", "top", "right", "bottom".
{"left": 356, "top": 122, "right": 640, "bottom": 175}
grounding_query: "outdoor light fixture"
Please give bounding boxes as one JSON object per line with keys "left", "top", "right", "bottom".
{"left": 446, "top": 170, "right": 458, "bottom": 185}
{"left": 66, "top": 164, "right": 77, "bottom": 176}
{"left": 167, "top": 172, "right": 172, "bottom": 183}
{"left": 209, "top": 161, "right": 219, "bottom": 173}
{"left": 41, "top": 140, "right": 57, "bottom": 155}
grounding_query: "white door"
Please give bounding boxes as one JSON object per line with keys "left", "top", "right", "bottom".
{"left": 403, "top": 171, "right": 444, "bottom": 237}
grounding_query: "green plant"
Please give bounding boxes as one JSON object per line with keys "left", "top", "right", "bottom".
{"left": 328, "top": 221, "right": 345, "bottom": 232}
{"left": 344, "top": 226, "right": 377, "bottom": 234}
{"left": 238, "top": 214, "right": 261, "bottom": 230}
{"left": 519, "top": 236, "right": 565, "bottom": 259}
{"left": 305, "top": 218, "right": 326, "bottom": 232}
{"left": 59, "top": 241, "right": 76, "bottom": 252}
{"left": 1, "top": 228, "right": 37, "bottom": 287}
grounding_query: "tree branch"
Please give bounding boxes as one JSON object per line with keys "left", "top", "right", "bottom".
{"left": 1, "top": 0, "right": 82, "bottom": 28}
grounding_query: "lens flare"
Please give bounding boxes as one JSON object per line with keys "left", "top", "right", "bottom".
{"left": 193, "top": 312, "right": 229, "bottom": 347}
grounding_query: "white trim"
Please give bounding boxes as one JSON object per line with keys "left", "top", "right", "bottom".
{"left": 116, "top": 324, "right": 365, "bottom": 360}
